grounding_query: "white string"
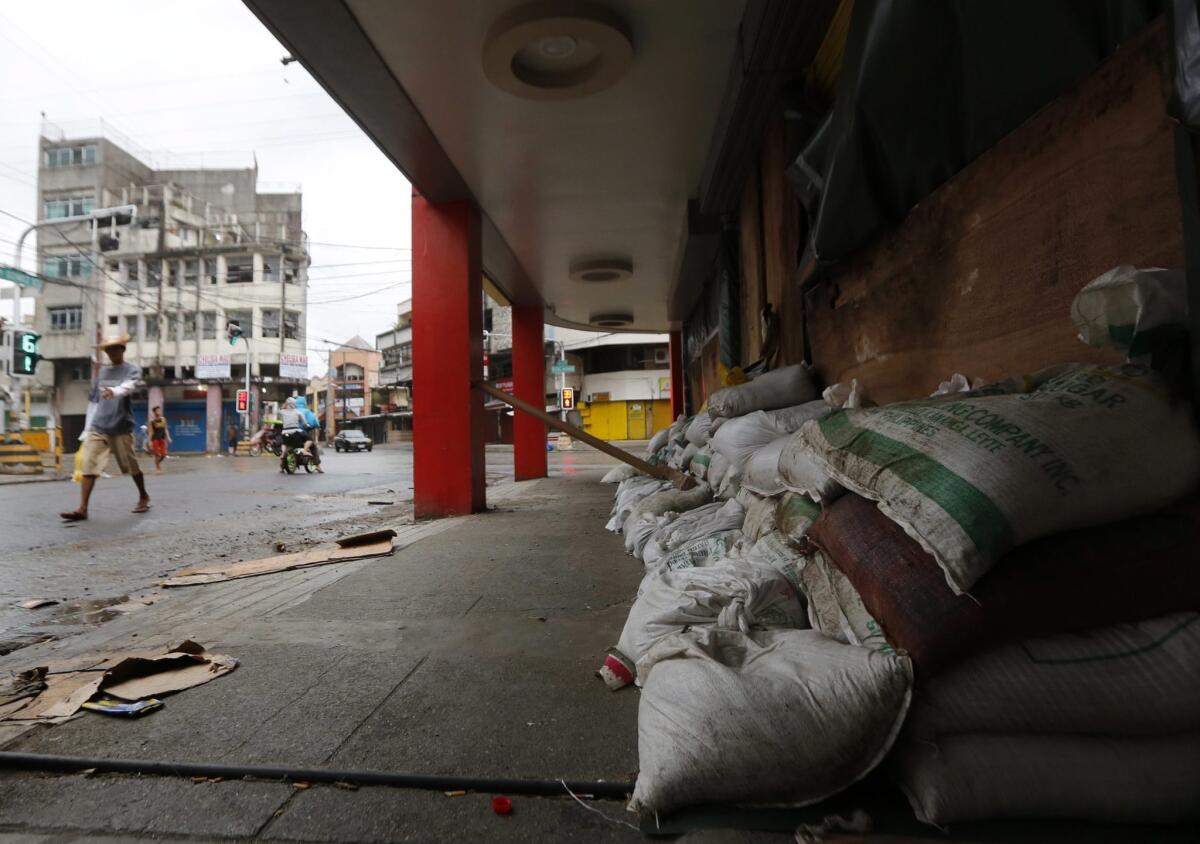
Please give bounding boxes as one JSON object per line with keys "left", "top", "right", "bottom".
{"left": 559, "top": 780, "right": 641, "bottom": 832}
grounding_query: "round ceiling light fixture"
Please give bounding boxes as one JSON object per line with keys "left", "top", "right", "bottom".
{"left": 483, "top": 1, "right": 633, "bottom": 100}
{"left": 589, "top": 310, "right": 634, "bottom": 328}
{"left": 569, "top": 257, "right": 633, "bottom": 283}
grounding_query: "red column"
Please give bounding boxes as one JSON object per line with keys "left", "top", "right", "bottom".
{"left": 512, "top": 303, "right": 548, "bottom": 480}
{"left": 669, "top": 329, "right": 685, "bottom": 419}
{"left": 412, "top": 192, "right": 486, "bottom": 518}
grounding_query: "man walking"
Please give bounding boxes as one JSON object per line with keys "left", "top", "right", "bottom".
{"left": 149, "top": 405, "right": 171, "bottom": 473}
{"left": 60, "top": 335, "right": 150, "bottom": 521}
{"left": 227, "top": 420, "right": 239, "bottom": 456}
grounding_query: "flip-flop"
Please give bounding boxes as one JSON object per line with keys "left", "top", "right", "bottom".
{"left": 60, "top": 511, "right": 88, "bottom": 521}
{"left": 131, "top": 502, "right": 151, "bottom": 514}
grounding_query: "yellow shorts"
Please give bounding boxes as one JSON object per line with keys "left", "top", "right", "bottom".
{"left": 80, "top": 431, "right": 142, "bottom": 477}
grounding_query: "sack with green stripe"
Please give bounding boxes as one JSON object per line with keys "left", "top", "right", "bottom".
{"left": 796, "top": 363, "right": 1200, "bottom": 594}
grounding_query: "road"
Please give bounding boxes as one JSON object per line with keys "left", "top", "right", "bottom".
{"left": 0, "top": 441, "right": 633, "bottom": 651}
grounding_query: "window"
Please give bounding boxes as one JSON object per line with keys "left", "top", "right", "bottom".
{"left": 202, "top": 311, "right": 217, "bottom": 339}
{"left": 398, "top": 342, "right": 412, "bottom": 365}
{"left": 43, "top": 195, "right": 95, "bottom": 219}
{"left": 145, "top": 315, "right": 160, "bottom": 340}
{"left": 654, "top": 347, "right": 668, "bottom": 365}
{"left": 48, "top": 306, "right": 83, "bottom": 333}
{"left": 182, "top": 312, "right": 196, "bottom": 340}
{"left": 126, "top": 260, "right": 139, "bottom": 285}
{"left": 69, "top": 362, "right": 91, "bottom": 381}
{"left": 164, "top": 261, "right": 177, "bottom": 288}
{"left": 108, "top": 315, "right": 119, "bottom": 326}
{"left": 262, "top": 256, "right": 280, "bottom": 282}
{"left": 226, "top": 256, "right": 253, "bottom": 283}
{"left": 44, "top": 145, "right": 96, "bottom": 168}
{"left": 145, "top": 263, "right": 161, "bottom": 287}
{"left": 183, "top": 259, "right": 198, "bottom": 286}
{"left": 164, "top": 313, "right": 177, "bottom": 343}
{"left": 225, "top": 309, "right": 252, "bottom": 338}
{"left": 284, "top": 310, "right": 301, "bottom": 340}
{"left": 283, "top": 259, "right": 300, "bottom": 284}
{"left": 42, "top": 254, "right": 91, "bottom": 278}
{"left": 126, "top": 314, "right": 138, "bottom": 340}
{"left": 341, "top": 363, "right": 364, "bottom": 382}
{"left": 261, "top": 309, "right": 280, "bottom": 339}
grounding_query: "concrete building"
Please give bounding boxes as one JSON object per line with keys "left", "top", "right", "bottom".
{"left": 329, "top": 335, "right": 380, "bottom": 423}
{"left": 565, "top": 332, "right": 672, "bottom": 441}
{"left": 25, "top": 127, "right": 309, "bottom": 452}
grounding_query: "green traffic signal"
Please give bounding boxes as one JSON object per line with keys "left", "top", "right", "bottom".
{"left": 12, "top": 331, "right": 39, "bottom": 375}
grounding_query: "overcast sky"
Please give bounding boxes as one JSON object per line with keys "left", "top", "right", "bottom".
{"left": 0, "top": 0, "right": 412, "bottom": 374}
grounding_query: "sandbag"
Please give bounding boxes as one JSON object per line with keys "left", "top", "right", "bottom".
{"left": 625, "top": 511, "right": 671, "bottom": 558}
{"left": 628, "top": 482, "right": 712, "bottom": 524}
{"left": 776, "top": 493, "right": 821, "bottom": 541}
{"left": 822, "top": 379, "right": 863, "bottom": 409}
{"left": 642, "top": 499, "right": 745, "bottom": 567}
{"left": 736, "top": 488, "right": 778, "bottom": 543}
{"left": 670, "top": 441, "right": 699, "bottom": 470}
{"left": 730, "top": 530, "right": 806, "bottom": 598}
{"left": 798, "top": 363, "right": 1200, "bottom": 593}
{"left": 740, "top": 434, "right": 792, "bottom": 497}
{"left": 655, "top": 530, "right": 742, "bottom": 573}
{"left": 893, "top": 732, "right": 1200, "bottom": 826}
{"left": 707, "top": 364, "right": 818, "bottom": 419}
{"left": 600, "top": 464, "right": 640, "bottom": 484}
{"left": 778, "top": 431, "right": 844, "bottom": 503}
{"left": 810, "top": 493, "right": 1200, "bottom": 675}
{"left": 708, "top": 451, "right": 730, "bottom": 490}
{"left": 617, "top": 561, "right": 806, "bottom": 673}
{"left": 711, "top": 412, "right": 789, "bottom": 471}
{"left": 688, "top": 444, "right": 713, "bottom": 480}
{"left": 907, "top": 613, "right": 1200, "bottom": 739}
{"left": 1071, "top": 265, "right": 1187, "bottom": 362}
{"left": 646, "top": 427, "right": 670, "bottom": 457}
{"left": 606, "top": 477, "right": 669, "bottom": 532}
{"left": 631, "top": 627, "right": 912, "bottom": 814}
{"left": 763, "top": 399, "right": 831, "bottom": 432}
{"left": 685, "top": 412, "right": 715, "bottom": 446}
{"left": 795, "top": 550, "right": 889, "bottom": 653}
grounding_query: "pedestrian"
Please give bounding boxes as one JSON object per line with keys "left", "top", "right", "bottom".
{"left": 149, "top": 405, "right": 171, "bottom": 473}
{"left": 227, "top": 420, "right": 238, "bottom": 455}
{"left": 60, "top": 335, "right": 150, "bottom": 521}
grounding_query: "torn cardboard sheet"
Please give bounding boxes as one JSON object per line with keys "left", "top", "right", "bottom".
{"left": 0, "top": 641, "right": 237, "bottom": 726}
{"left": 161, "top": 530, "right": 397, "bottom": 587}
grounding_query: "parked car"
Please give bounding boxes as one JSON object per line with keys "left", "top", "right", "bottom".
{"left": 334, "top": 429, "right": 373, "bottom": 452}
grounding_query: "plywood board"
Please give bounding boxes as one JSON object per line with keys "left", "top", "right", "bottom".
{"left": 760, "top": 112, "right": 806, "bottom": 366}
{"left": 739, "top": 170, "right": 764, "bottom": 366}
{"left": 804, "top": 20, "right": 1177, "bottom": 404}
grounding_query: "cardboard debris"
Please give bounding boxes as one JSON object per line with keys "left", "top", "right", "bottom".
{"left": 161, "top": 531, "right": 396, "bottom": 587}
{"left": 18, "top": 598, "right": 59, "bottom": 610}
{"left": 0, "top": 641, "right": 237, "bottom": 726}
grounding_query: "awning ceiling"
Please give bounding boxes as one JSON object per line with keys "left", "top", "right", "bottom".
{"left": 245, "top": 0, "right": 747, "bottom": 332}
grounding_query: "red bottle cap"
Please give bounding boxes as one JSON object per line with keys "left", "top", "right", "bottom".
{"left": 491, "top": 796, "right": 513, "bottom": 815}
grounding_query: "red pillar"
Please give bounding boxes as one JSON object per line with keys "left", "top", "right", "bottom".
{"left": 412, "top": 192, "right": 485, "bottom": 518}
{"left": 512, "top": 303, "right": 548, "bottom": 480}
{"left": 669, "top": 329, "right": 685, "bottom": 419}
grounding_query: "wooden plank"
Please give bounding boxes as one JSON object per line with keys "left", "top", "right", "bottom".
{"left": 476, "top": 383, "right": 694, "bottom": 489}
{"left": 804, "top": 20, "right": 1178, "bottom": 404}
{"left": 739, "top": 169, "right": 764, "bottom": 366}
{"left": 759, "top": 111, "right": 805, "bottom": 366}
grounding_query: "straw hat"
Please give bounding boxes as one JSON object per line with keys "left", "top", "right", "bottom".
{"left": 97, "top": 333, "right": 131, "bottom": 349}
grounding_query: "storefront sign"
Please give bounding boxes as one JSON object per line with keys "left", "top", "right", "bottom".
{"left": 196, "top": 354, "right": 231, "bottom": 380}
{"left": 279, "top": 353, "right": 308, "bottom": 380}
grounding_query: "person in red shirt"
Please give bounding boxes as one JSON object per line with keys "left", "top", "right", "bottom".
{"left": 148, "top": 405, "right": 171, "bottom": 473}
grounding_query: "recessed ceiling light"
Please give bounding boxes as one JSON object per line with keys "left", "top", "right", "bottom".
{"left": 589, "top": 310, "right": 634, "bottom": 328}
{"left": 569, "top": 257, "right": 632, "bottom": 283}
{"left": 483, "top": 1, "right": 633, "bottom": 100}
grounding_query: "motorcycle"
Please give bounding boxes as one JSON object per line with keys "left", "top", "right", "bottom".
{"left": 279, "top": 432, "right": 317, "bottom": 474}
{"left": 248, "top": 429, "right": 282, "bottom": 457}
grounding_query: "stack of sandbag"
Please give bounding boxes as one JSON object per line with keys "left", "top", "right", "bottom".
{"left": 622, "top": 483, "right": 713, "bottom": 558}
{"left": 606, "top": 476, "right": 670, "bottom": 533}
{"left": 642, "top": 498, "right": 745, "bottom": 568}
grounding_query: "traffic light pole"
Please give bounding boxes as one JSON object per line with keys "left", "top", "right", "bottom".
{"left": 242, "top": 334, "right": 252, "bottom": 439}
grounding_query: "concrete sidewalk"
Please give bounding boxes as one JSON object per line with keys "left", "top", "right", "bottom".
{"left": 0, "top": 472, "right": 648, "bottom": 842}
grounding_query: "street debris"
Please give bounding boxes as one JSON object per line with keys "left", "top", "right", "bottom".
{"left": 17, "top": 599, "right": 59, "bottom": 610}
{"left": 599, "top": 267, "right": 1200, "bottom": 825}
{"left": 80, "top": 696, "right": 163, "bottom": 717}
{"left": 161, "top": 529, "right": 398, "bottom": 587}
{"left": 444, "top": 789, "right": 467, "bottom": 797}
{"left": 0, "top": 640, "right": 237, "bottom": 726}
{"left": 367, "top": 500, "right": 394, "bottom": 505}
{"left": 491, "top": 796, "right": 513, "bottom": 815}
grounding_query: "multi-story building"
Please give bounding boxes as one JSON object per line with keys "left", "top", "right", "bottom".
{"left": 28, "top": 129, "right": 309, "bottom": 452}
{"left": 559, "top": 331, "right": 673, "bottom": 441}
{"left": 329, "top": 336, "right": 380, "bottom": 422}
{"left": 376, "top": 298, "right": 412, "bottom": 392}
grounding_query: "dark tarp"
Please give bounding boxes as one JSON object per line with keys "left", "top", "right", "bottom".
{"left": 794, "top": 0, "right": 1164, "bottom": 265}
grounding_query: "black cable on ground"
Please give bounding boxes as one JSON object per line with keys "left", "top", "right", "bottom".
{"left": 0, "top": 751, "right": 634, "bottom": 800}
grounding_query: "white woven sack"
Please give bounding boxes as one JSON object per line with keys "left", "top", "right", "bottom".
{"left": 764, "top": 399, "right": 832, "bottom": 432}
{"left": 600, "top": 464, "right": 640, "bottom": 484}
{"left": 655, "top": 530, "right": 742, "bottom": 573}
{"left": 642, "top": 499, "right": 745, "bottom": 567}
{"left": 685, "top": 411, "right": 714, "bottom": 446}
{"left": 646, "top": 428, "right": 670, "bottom": 457}
{"left": 708, "top": 451, "right": 730, "bottom": 489}
{"left": 631, "top": 627, "right": 912, "bottom": 814}
{"left": 707, "top": 364, "right": 818, "bottom": 419}
{"left": 617, "top": 561, "right": 806, "bottom": 674}
{"left": 1071, "top": 265, "right": 1187, "bottom": 361}
{"left": 794, "top": 551, "right": 891, "bottom": 653}
{"left": 625, "top": 512, "right": 671, "bottom": 558}
{"left": 741, "top": 434, "right": 792, "bottom": 496}
{"left": 894, "top": 732, "right": 1200, "bottom": 825}
{"left": 775, "top": 493, "right": 822, "bottom": 541}
{"left": 907, "top": 613, "right": 1200, "bottom": 739}
{"left": 778, "top": 431, "right": 845, "bottom": 503}
{"left": 606, "top": 477, "right": 668, "bottom": 532}
{"left": 711, "top": 411, "right": 789, "bottom": 472}
{"left": 796, "top": 363, "right": 1200, "bottom": 593}
{"left": 688, "top": 444, "right": 714, "bottom": 480}
{"left": 736, "top": 488, "right": 778, "bottom": 543}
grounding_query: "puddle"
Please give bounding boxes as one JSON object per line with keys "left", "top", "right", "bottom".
{"left": 44, "top": 596, "right": 131, "bottom": 626}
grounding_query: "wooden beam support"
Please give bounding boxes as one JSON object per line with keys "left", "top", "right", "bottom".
{"left": 475, "top": 382, "right": 694, "bottom": 489}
